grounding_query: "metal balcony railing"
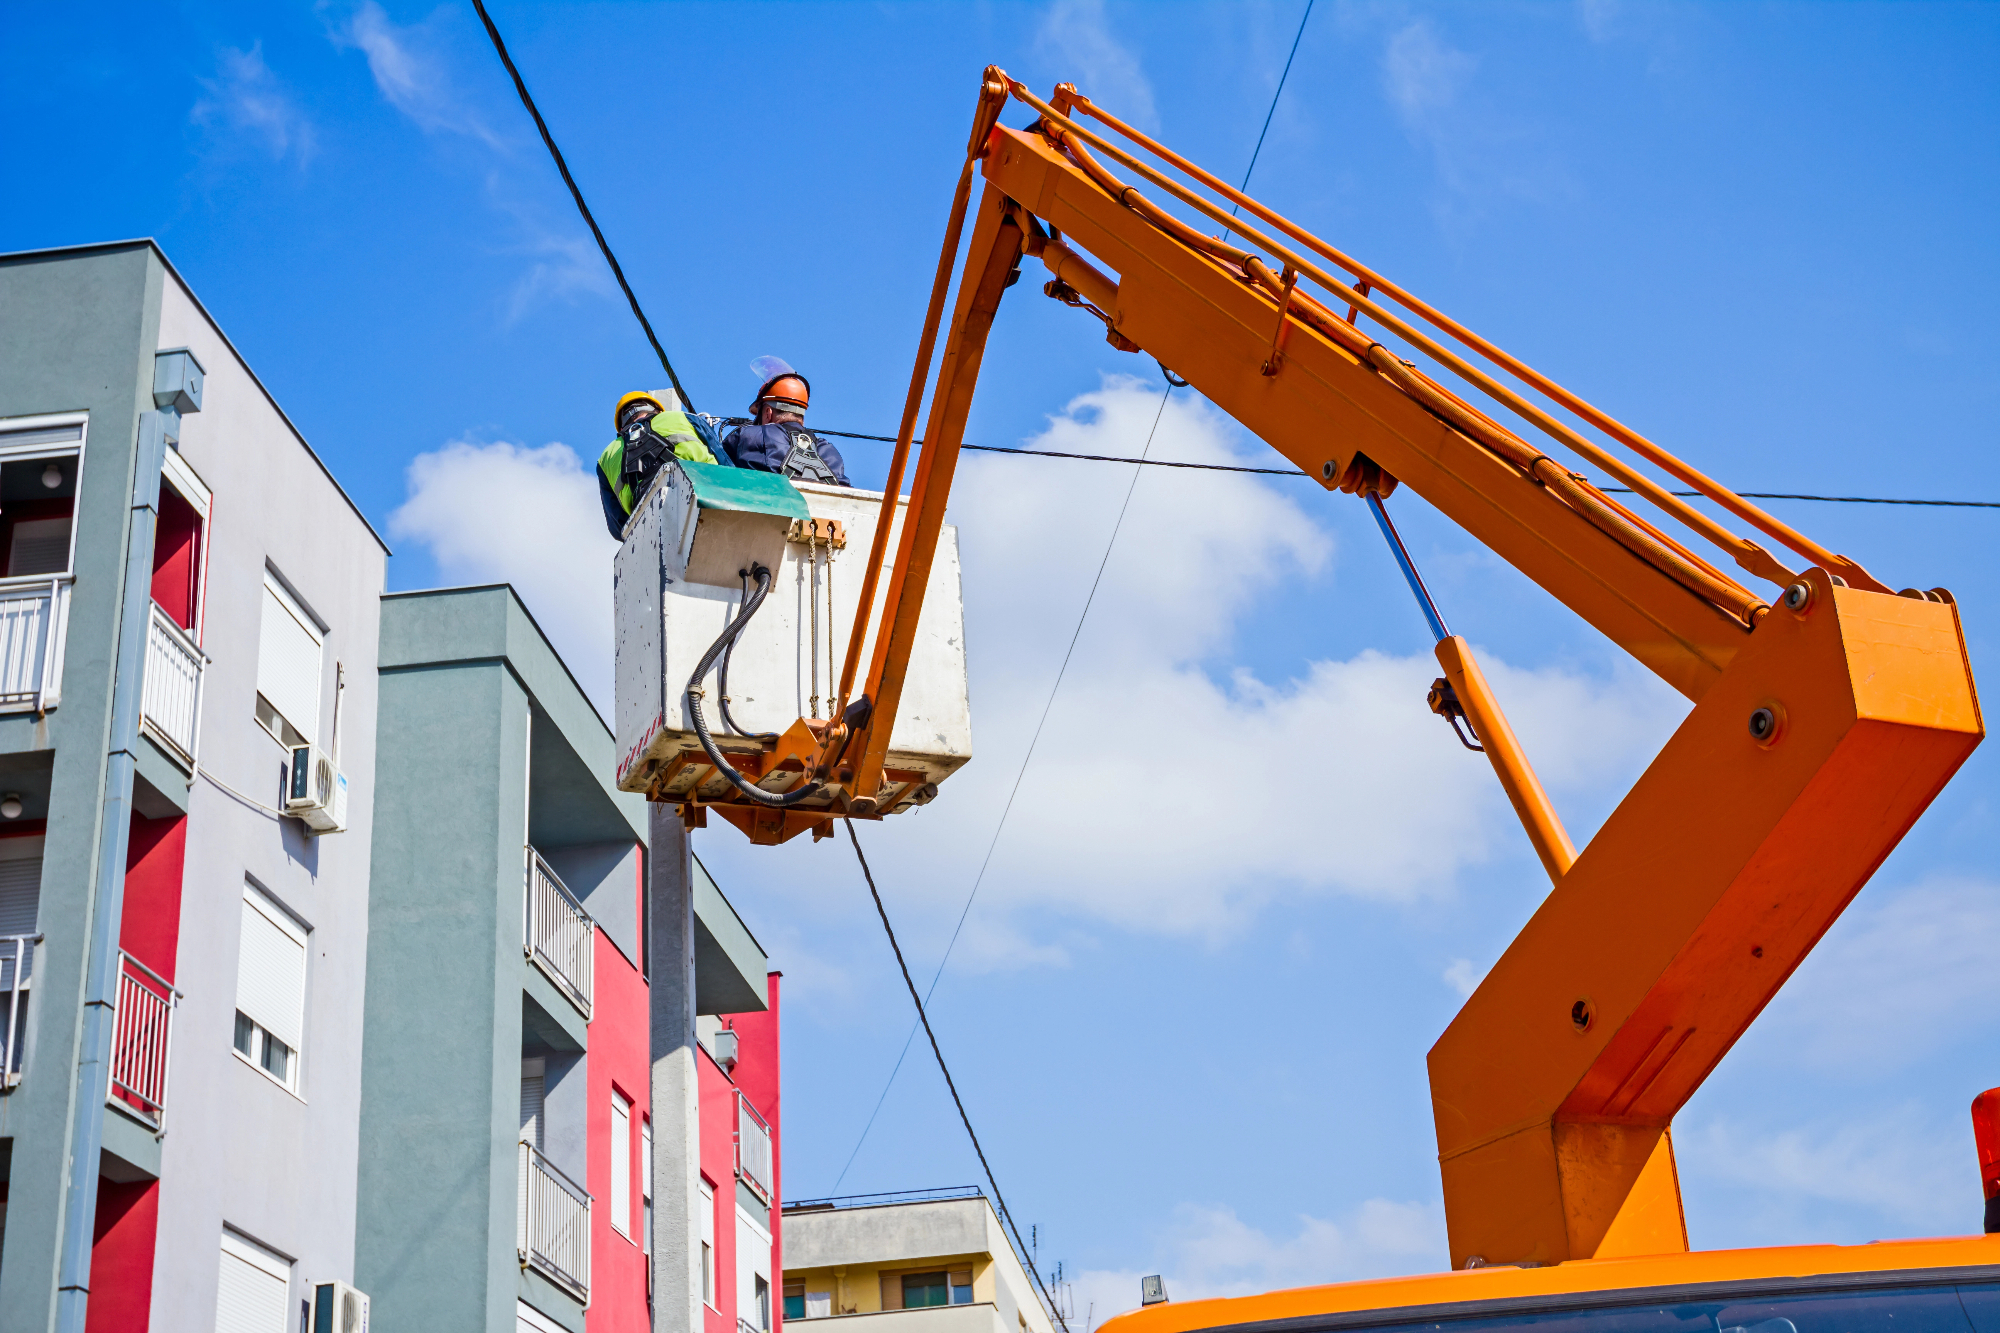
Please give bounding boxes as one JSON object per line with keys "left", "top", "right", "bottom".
{"left": 519, "top": 1140, "right": 591, "bottom": 1302}
{"left": 738, "top": 1090, "right": 774, "bottom": 1204}
{"left": 1, "top": 933, "right": 39, "bottom": 1088}
{"left": 140, "top": 602, "right": 205, "bottom": 767}
{"left": 108, "top": 951, "right": 179, "bottom": 1130}
{"left": 525, "top": 851, "right": 593, "bottom": 1018}
{"left": 0, "top": 576, "right": 73, "bottom": 713}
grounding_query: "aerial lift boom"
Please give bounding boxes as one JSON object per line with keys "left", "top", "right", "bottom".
{"left": 807, "top": 70, "right": 1983, "bottom": 1271}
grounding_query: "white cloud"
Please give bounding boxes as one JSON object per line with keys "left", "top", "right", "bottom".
{"left": 191, "top": 43, "right": 317, "bottom": 164}
{"left": 1036, "top": 0, "right": 1157, "bottom": 129}
{"left": 1370, "top": 18, "right": 1575, "bottom": 228}
{"left": 1757, "top": 875, "right": 2000, "bottom": 1072}
{"left": 1685, "top": 1108, "right": 1968, "bottom": 1232}
{"left": 336, "top": 1, "right": 502, "bottom": 146}
{"left": 1382, "top": 21, "right": 1476, "bottom": 123}
{"left": 387, "top": 438, "right": 616, "bottom": 710}
{"left": 1442, "top": 958, "right": 1486, "bottom": 997}
{"left": 1070, "top": 1199, "right": 1445, "bottom": 1322}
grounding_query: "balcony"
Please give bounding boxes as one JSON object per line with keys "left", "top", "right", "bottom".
{"left": 1, "top": 932, "right": 37, "bottom": 1088}
{"left": 738, "top": 1090, "right": 774, "bottom": 1204}
{"left": 140, "top": 602, "right": 205, "bottom": 767}
{"left": 108, "top": 951, "right": 178, "bottom": 1130}
{"left": 525, "top": 851, "right": 593, "bottom": 1019}
{"left": 0, "top": 575, "right": 72, "bottom": 713}
{"left": 518, "top": 1140, "right": 591, "bottom": 1302}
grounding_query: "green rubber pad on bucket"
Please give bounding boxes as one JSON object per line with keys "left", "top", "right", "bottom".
{"left": 678, "top": 459, "right": 809, "bottom": 520}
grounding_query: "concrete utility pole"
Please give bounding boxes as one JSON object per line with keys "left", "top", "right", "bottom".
{"left": 649, "top": 806, "right": 703, "bottom": 1333}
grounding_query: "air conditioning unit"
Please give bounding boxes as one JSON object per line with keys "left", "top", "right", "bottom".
{"left": 311, "top": 1280, "right": 370, "bottom": 1333}
{"left": 287, "top": 745, "right": 348, "bottom": 834}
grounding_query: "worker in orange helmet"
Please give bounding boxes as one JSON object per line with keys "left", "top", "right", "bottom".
{"left": 720, "top": 356, "right": 851, "bottom": 486}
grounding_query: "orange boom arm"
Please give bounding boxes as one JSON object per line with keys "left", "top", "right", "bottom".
{"left": 826, "top": 71, "right": 1982, "bottom": 1267}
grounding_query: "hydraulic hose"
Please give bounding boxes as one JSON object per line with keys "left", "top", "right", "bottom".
{"left": 719, "top": 570, "right": 779, "bottom": 742}
{"left": 686, "top": 564, "right": 825, "bottom": 808}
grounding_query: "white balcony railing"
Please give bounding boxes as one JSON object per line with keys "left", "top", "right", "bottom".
{"left": 108, "top": 951, "right": 179, "bottom": 1130}
{"left": 519, "top": 1140, "right": 591, "bottom": 1302}
{"left": 140, "top": 603, "right": 205, "bottom": 767}
{"left": 2, "top": 933, "right": 38, "bottom": 1088}
{"left": 0, "top": 576, "right": 72, "bottom": 713}
{"left": 738, "top": 1090, "right": 774, "bottom": 1204}
{"left": 525, "top": 851, "right": 593, "bottom": 1018}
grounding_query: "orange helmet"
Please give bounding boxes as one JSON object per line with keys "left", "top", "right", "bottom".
{"left": 749, "top": 355, "right": 810, "bottom": 415}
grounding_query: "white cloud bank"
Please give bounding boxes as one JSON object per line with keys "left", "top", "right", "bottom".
{"left": 1037, "top": 0, "right": 1158, "bottom": 129}
{"left": 388, "top": 438, "right": 617, "bottom": 709}
{"left": 191, "top": 43, "right": 317, "bottom": 164}
{"left": 1069, "top": 1199, "right": 1445, "bottom": 1324}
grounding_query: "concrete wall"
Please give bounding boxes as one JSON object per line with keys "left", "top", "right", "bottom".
{"left": 0, "top": 240, "right": 161, "bottom": 1333}
{"left": 147, "top": 247, "right": 387, "bottom": 1329}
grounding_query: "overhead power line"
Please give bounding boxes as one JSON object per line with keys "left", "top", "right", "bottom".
{"left": 808, "top": 427, "right": 2000, "bottom": 507}
{"left": 846, "top": 821, "right": 1070, "bottom": 1333}
{"left": 470, "top": 0, "right": 696, "bottom": 411}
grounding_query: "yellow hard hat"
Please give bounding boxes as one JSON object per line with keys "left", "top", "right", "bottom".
{"left": 614, "top": 390, "right": 667, "bottom": 429}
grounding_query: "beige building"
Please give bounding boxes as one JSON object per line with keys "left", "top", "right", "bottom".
{"left": 780, "top": 1190, "right": 1058, "bottom": 1333}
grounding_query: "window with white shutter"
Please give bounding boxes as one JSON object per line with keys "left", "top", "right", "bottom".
{"left": 611, "top": 1090, "right": 632, "bottom": 1238}
{"left": 0, "top": 836, "right": 42, "bottom": 989}
{"left": 641, "top": 1118, "right": 653, "bottom": 1254}
{"left": 255, "top": 572, "right": 322, "bottom": 748}
{"left": 233, "top": 886, "right": 307, "bottom": 1092}
{"left": 214, "top": 1230, "right": 290, "bottom": 1333}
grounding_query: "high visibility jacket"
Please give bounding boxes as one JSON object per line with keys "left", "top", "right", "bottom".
{"left": 598, "top": 410, "right": 722, "bottom": 536}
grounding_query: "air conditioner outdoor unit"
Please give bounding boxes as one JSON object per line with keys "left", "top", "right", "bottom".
{"left": 287, "top": 745, "right": 348, "bottom": 834}
{"left": 311, "top": 1280, "right": 370, "bottom": 1333}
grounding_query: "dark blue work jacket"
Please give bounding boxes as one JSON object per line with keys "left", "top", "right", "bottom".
{"left": 722, "top": 422, "right": 851, "bottom": 486}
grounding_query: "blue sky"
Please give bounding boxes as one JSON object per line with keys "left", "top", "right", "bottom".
{"left": 8, "top": 0, "right": 2000, "bottom": 1318}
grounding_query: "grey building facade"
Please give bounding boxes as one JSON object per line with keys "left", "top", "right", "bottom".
{"left": 0, "top": 242, "right": 387, "bottom": 1330}
{"left": 358, "top": 585, "right": 775, "bottom": 1333}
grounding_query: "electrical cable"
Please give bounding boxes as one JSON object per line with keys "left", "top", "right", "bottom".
{"left": 194, "top": 765, "right": 285, "bottom": 819}
{"left": 469, "top": 0, "right": 696, "bottom": 412}
{"left": 829, "top": 382, "right": 1176, "bottom": 1195}
{"left": 845, "top": 819, "right": 1070, "bottom": 1333}
{"left": 806, "top": 424, "right": 2000, "bottom": 506}
{"left": 1220, "top": 0, "right": 1315, "bottom": 245}
{"left": 719, "top": 570, "right": 779, "bottom": 742}
{"left": 685, "top": 564, "right": 823, "bottom": 807}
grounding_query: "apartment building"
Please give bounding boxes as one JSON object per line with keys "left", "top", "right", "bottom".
{"left": 780, "top": 1190, "right": 1055, "bottom": 1333}
{"left": 358, "top": 585, "right": 784, "bottom": 1333}
{"left": 0, "top": 241, "right": 386, "bottom": 1330}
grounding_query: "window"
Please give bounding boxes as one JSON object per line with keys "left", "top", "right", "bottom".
{"left": 234, "top": 886, "right": 306, "bottom": 1092}
{"left": 785, "top": 1286, "right": 806, "bottom": 1322}
{"left": 611, "top": 1089, "right": 632, "bottom": 1238}
{"left": 903, "top": 1273, "right": 950, "bottom": 1309}
{"left": 256, "top": 572, "right": 322, "bottom": 748}
{"left": 214, "top": 1230, "right": 290, "bottom": 1333}
{"left": 951, "top": 1272, "right": 974, "bottom": 1305}
{"left": 699, "top": 1181, "right": 716, "bottom": 1307}
{"left": 0, "top": 421, "right": 80, "bottom": 582}
{"left": 641, "top": 1118, "right": 653, "bottom": 1254}
{"left": 755, "top": 1276, "right": 771, "bottom": 1332}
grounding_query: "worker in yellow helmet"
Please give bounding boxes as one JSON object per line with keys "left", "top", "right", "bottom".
{"left": 597, "top": 390, "right": 726, "bottom": 538}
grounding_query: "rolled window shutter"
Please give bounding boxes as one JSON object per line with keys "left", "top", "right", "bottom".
{"left": 520, "top": 1063, "right": 544, "bottom": 1146}
{"left": 236, "top": 895, "right": 306, "bottom": 1050}
{"left": 256, "top": 579, "right": 322, "bottom": 743}
{"left": 215, "top": 1233, "right": 289, "bottom": 1333}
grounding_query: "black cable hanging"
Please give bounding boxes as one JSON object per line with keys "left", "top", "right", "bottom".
{"left": 470, "top": 0, "right": 697, "bottom": 412}
{"left": 846, "top": 820, "right": 1070, "bottom": 1333}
